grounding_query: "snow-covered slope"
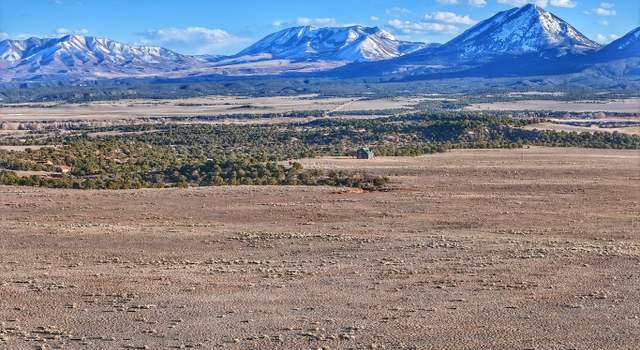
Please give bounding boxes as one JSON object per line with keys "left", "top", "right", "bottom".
{"left": 334, "top": 4, "right": 603, "bottom": 78}
{"left": 0, "top": 35, "right": 201, "bottom": 81}
{"left": 400, "top": 3, "right": 598, "bottom": 67}
{"left": 0, "top": 29, "right": 425, "bottom": 82}
{"left": 0, "top": 38, "right": 49, "bottom": 67}
{"left": 429, "top": 4, "right": 598, "bottom": 61}
{"left": 237, "top": 25, "right": 425, "bottom": 62}
{"left": 594, "top": 27, "right": 640, "bottom": 60}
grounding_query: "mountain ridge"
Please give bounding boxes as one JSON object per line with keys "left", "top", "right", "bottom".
{"left": 236, "top": 25, "right": 426, "bottom": 62}
{"left": 0, "top": 5, "right": 638, "bottom": 85}
{"left": 0, "top": 34, "right": 203, "bottom": 81}
{"left": 335, "top": 3, "right": 604, "bottom": 78}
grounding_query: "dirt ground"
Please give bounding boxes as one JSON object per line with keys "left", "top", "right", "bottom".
{"left": 1, "top": 147, "right": 639, "bottom": 349}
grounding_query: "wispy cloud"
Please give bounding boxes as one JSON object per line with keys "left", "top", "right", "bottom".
{"left": 497, "top": 0, "right": 549, "bottom": 7}
{"left": 0, "top": 29, "right": 84, "bottom": 40}
{"left": 272, "top": 17, "right": 346, "bottom": 28}
{"left": 385, "top": 7, "right": 413, "bottom": 17}
{"left": 497, "top": 0, "right": 577, "bottom": 8}
{"left": 140, "top": 27, "right": 251, "bottom": 54}
{"left": 468, "top": 0, "right": 487, "bottom": 7}
{"left": 56, "top": 28, "right": 89, "bottom": 35}
{"left": 296, "top": 17, "right": 338, "bottom": 27}
{"left": 437, "top": 0, "right": 459, "bottom": 4}
{"left": 594, "top": 8, "right": 616, "bottom": 16}
{"left": 425, "top": 12, "right": 477, "bottom": 25}
{"left": 586, "top": 3, "right": 617, "bottom": 16}
{"left": 596, "top": 33, "right": 619, "bottom": 43}
{"left": 549, "top": 0, "right": 576, "bottom": 8}
{"left": 387, "top": 19, "right": 460, "bottom": 35}
{"left": 386, "top": 9, "right": 476, "bottom": 37}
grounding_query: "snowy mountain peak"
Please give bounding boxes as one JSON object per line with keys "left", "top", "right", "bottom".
{"left": 237, "top": 25, "right": 424, "bottom": 62}
{"left": 520, "top": 3, "right": 543, "bottom": 12}
{"left": 2, "top": 7, "right": 634, "bottom": 84}
{"left": 0, "top": 35, "right": 199, "bottom": 81}
{"left": 0, "top": 35, "right": 191, "bottom": 67}
{"left": 437, "top": 4, "right": 599, "bottom": 61}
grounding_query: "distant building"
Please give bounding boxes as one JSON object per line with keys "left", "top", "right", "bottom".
{"left": 356, "top": 147, "right": 374, "bottom": 160}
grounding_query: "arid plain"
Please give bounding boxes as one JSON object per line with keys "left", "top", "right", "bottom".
{"left": 1, "top": 147, "right": 639, "bottom": 349}
{"left": 2, "top": 0, "right": 640, "bottom": 347}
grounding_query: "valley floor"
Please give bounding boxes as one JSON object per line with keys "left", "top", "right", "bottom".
{"left": 0, "top": 147, "right": 639, "bottom": 349}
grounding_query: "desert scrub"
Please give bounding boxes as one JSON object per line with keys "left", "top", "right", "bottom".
{"left": 1, "top": 112, "right": 637, "bottom": 189}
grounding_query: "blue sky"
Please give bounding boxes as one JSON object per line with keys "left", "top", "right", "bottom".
{"left": 0, "top": 0, "right": 637, "bottom": 54}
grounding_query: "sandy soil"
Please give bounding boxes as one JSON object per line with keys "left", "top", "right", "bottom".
{"left": 1, "top": 147, "right": 639, "bottom": 349}
{"left": 466, "top": 98, "right": 640, "bottom": 113}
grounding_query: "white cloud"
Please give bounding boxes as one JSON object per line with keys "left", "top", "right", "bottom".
{"left": 10, "top": 33, "right": 40, "bottom": 40}
{"left": 272, "top": 17, "right": 342, "bottom": 28}
{"left": 55, "top": 28, "right": 89, "bottom": 35}
{"left": 549, "top": 0, "right": 576, "bottom": 8}
{"left": 599, "top": 20, "right": 609, "bottom": 26}
{"left": 594, "top": 7, "right": 616, "bottom": 16}
{"left": 387, "top": 19, "right": 460, "bottom": 34}
{"left": 385, "top": 7, "right": 413, "bottom": 17}
{"left": 0, "top": 30, "right": 78, "bottom": 40}
{"left": 587, "top": 2, "right": 617, "bottom": 16}
{"left": 370, "top": 16, "right": 380, "bottom": 21}
{"left": 296, "top": 17, "right": 338, "bottom": 27}
{"left": 497, "top": 0, "right": 549, "bottom": 7}
{"left": 468, "top": 0, "right": 487, "bottom": 7}
{"left": 425, "top": 11, "right": 477, "bottom": 25}
{"left": 596, "top": 33, "right": 620, "bottom": 43}
{"left": 386, "top": 10, "right": 476, "bottom": 36}
{"left": 142, "top": 27, "right": 250, "bottom": 54}
{"left": 437, "top": 0, "right": 459, "bottom": 4}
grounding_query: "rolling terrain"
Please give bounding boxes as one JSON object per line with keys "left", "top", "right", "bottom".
{"left": 1, "top": 148, "right": 638, "bottom": 349}
{"left": 0, "top": 2, "right": 639, "bottom": 348}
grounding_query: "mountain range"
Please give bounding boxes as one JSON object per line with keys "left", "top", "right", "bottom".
{"left": 0, "top": 35, "right": 201, "bottom": 82}
{"left": 0, "top": 4, "right": 638, "bottom": 85}
{"left": 238, "top": 25, "right": 425, "bottom": 62}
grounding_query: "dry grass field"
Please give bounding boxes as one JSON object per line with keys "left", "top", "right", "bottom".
{"left": 0, "top": 95, "right": 426, "bottom": 122}
{"left": 6, "top": 96, "right": 638, "bottom": 124}
{"left": 466, "top": 98, "right": 640, "bottom": 113}
{"left": 522, "top": 122, "right": 640, "bottom": 135}
{"left": 1, "top": 147, "right": 639, "bottom": 349}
